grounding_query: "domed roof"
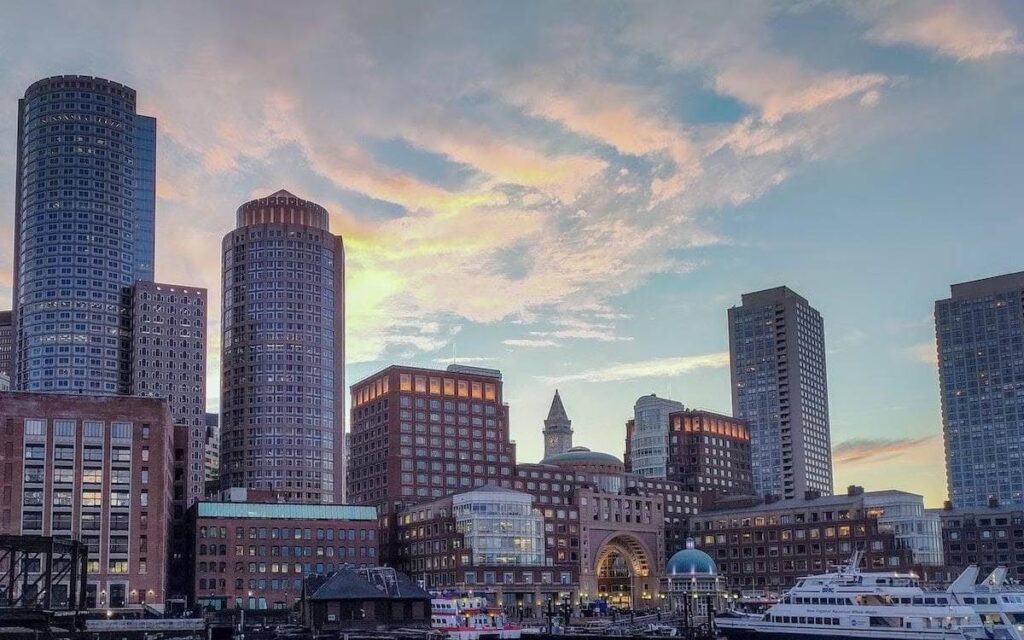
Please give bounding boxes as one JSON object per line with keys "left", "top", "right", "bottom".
{"left": 666, "top": 539, "right": 718, "bottom": 576}
{"left": 540, "top": 446, "right": 622, "bottom": 465}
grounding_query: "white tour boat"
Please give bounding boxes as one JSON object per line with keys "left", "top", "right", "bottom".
{"left": 716, "top": 552, "right": 988, "bottom": 640}
{"left": 431, "top": 596, "right": 522, "bottom": 640}
{"left": 946, "top": 565, "right": 1024, "bottom": 639}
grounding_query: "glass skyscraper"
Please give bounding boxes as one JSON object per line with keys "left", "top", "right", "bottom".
{"left": 220, "top": 190, "right": 345, "bottom": 503}
{"left": 728, "top": 286, "right": 833, "bottom": 500}
{"left": 132, "top": 115, "right": 157, "bottom": 282}
{"left": 936, "top": 272, "right": 1024, "bottom": 508}
{"left": 628, "top": 394, "right": 684, "bottom": 478}
{"left": 12, "top": 76, "right": 157, "bottom": 393}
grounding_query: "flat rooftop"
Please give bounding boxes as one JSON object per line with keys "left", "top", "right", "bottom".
{"left": 196, "top": 502, "right": 377, "bottom": 521}
{"left": 947, "top": 271, "right": 1024, "bottom": 301}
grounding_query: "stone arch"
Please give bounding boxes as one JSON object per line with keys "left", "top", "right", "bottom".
{"left": 592, "top": 533, "right": 659, "bottom": 609}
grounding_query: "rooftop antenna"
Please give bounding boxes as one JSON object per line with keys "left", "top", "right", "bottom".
{"left": 452, "top": 339, "right": 457, "bottom": 365}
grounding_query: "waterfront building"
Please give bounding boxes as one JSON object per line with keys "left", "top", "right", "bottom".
{"left": 936, "top": 271, "right": 1024, "bottom": 507}
{"left": 0, "top": 391, "right": 173, "bottom": 609}
{"left": 863, "top": 491, "right": 943, "bottom": 567}
{"left": 663, "top": 539, "right": 727, "bottom": 622}
{"left": 690, "top": 487, "right": 935, "bottom": 592}
{"left": 188, "top": 499, "right": 378, "bottom": 610}
{"left": 929, "top": 499, "right": 1024, "bottom": 583}
{"left": 728, "top": 286, "right": 833, "bottom": 500}
{"left": 667, "top": 409, "right": 754, "bottom": 497}
{"left": 626, "top": 394, "right": 684, "bottom": 479}
{"left": 302, "top": 567, "right": 431, "bottom": 633}
{"left": 542, "top": 390, "right": 573, "bottom": 459}
{"left": 13, "top": 75, "right": 156, "bottom": 393}
{"left": 220, "top": 190, "right": 345, "bottom": 503}
{"left": 354, "top": 365, "right": 700, "bottom": 609}
{"left": 348, "top": 364, "right": 515, "bottom": 514}
{"left": 397, "top": 484, "right": 560, "bottom": 609}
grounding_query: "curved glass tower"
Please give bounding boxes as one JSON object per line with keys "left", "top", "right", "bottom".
{"left": 220, "top": 190, "right": 345, "bottom": 503}
{"left": 13, "top": 75, "right": 156, "bottom": 392}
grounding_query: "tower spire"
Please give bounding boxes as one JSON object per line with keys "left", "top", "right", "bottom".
{"left": 542, "top": 389, "right": 573, "bottom": 459}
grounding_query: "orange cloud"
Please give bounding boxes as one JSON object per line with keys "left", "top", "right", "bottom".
{"left": 833, "top": 434, "right": 947, "bottom": 506}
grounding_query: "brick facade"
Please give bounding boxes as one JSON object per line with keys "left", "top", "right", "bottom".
{"left": 188, "top": 502, "right": 378, "bottom": 610}
{"left": 0, "top": 392, "right": 173, "bottom": 608}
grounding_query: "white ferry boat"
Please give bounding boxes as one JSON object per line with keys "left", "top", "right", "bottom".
{"left": 946, "top": 565, "right": 1024, "bottom": 639}
{"left": 431, "top": 596, "right": 522, "bottom": 640}
{"left": 716, "top": 553, "right": 987, "bottom": 640}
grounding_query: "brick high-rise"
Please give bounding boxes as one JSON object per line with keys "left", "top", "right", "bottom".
{"left": 220, "top": 191, "right": 345, "bottom": 502}
{"left": 131, "top": 281, "right": 208, "bottom": 506}
{"left": 348, "top": 364, "right": 515, "bottom": 513}
{"left": 667, "top": 409, "right": 753, "bottom": 497}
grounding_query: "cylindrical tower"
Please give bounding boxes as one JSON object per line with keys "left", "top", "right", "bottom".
{"left": 13, "top": 75, "right": 155, "bottom": 393}
{"left": 220, "top": 190, "right": 345, "bottom": 503}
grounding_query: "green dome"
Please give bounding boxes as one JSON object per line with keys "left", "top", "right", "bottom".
{"left": 540, "top": 446, "right": 622, "bottom": 465}
{"left": 666, "top": 539, "right": 718, "bottom": 576}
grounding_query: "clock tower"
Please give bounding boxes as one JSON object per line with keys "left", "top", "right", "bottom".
{"left": 543, "top": 390, "right": 573, "bottom": 459}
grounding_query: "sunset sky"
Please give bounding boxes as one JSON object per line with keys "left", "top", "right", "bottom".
{"left": 3, "top": 1, "right": 1024, "bottom": 506}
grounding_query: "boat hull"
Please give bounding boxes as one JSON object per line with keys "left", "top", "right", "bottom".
{"left": 717, "top": 623, "right": 969, "bottom": 640}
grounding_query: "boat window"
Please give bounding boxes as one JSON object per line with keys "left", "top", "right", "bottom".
{"left": 964, "top": 597, "right": 975, "bottom": 604}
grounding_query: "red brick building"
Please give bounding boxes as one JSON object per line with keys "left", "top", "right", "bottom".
{"left": 930, "top": 500, "right": 1024, "bottom": 583}
{"left": 348, "top": 364, "right": 516, "bottom": 562}
{"left": 348, "top": 364, "right": 515, "bottom": 511}
{"left": 667, "top": 410, "right": 753, "bottom": 497}
{"left": 690, "top": 488, "right": 919, "bottom": 593}
{"left": 0, "top": 392, "right": 174, "bottom": 609}
{"left": 397, "top": 484, "right": 571, "bottom": 612}
{"left": 188, "top": 500, "right": 378, "bottom": 610}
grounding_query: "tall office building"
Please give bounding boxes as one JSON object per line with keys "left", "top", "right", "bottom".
{"left": 131, "top": 281, "right": 207, "bottom": 506}
{"left": 728, "top": 286, "right": 833, "bottom": 500}
{"left": 626, "top": 394, "right": 684, "bottom": 478}
{"left": 12, "top": 76, "right": 156, "bottom": 393}
{"left": 220, "top": 191, "right": 345, "bottom": 503}
{"left": 936, "top": 272, "right": 1024, "bottom": 507}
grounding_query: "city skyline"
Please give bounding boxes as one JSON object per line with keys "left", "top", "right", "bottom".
{"left": 3, "top": 3, "right": 1024, "bottom": 506}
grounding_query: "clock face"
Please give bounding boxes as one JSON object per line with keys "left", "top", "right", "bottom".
{"left": 547, "top": 436, "right": 558, "bottom": 447}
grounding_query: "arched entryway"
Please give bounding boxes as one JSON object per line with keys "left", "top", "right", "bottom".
{"left": 593, "top": 534, "right": 657, "bottom": 610}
